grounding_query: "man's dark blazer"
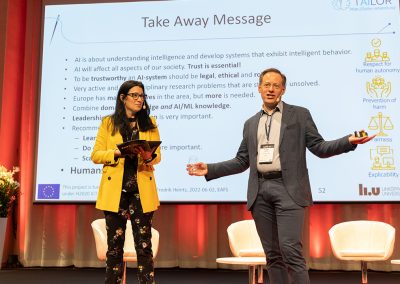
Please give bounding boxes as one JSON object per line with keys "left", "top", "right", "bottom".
{"left": 206, "top": 101, "right": 356, "bottom": 209}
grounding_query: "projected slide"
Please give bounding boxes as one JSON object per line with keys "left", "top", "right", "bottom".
{"left": 35, "top": 0, "right": 400, "bottom": 202}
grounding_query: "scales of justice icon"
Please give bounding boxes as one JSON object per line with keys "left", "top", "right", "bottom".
{"left": 368, "top": 112, "right": 394, "bottom": 136}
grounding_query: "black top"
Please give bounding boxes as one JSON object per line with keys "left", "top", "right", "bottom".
{"left": 121, "top": 123, "right": 139, "bottom": 193}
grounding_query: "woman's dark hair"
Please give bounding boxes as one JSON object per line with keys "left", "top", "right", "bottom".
{"left": 110, "top": 80, "right": 156, "bottom": 135}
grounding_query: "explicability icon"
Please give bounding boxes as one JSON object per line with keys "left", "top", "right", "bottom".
{"left": 370, "top": 146, "right": 395, "bottom": 170}
{"left": 365, "top": 38, "right": 390, "bottom": 62}
{"left": 366, "top": 76, "right": 392, "bottom": 98}
{"left": 368, "top": 112, "right": 393, "bottom": 136}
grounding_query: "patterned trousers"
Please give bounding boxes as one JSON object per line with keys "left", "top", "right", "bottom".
{"left": 104, "top": 191, "right": 155, "bottom": 284}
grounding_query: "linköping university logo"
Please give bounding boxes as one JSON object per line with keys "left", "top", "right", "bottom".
{"left": 38, "top": 184, "right": 60, "bottom": 199}
{"left": 332, "top": 0, "right": 351, "bottom": 10}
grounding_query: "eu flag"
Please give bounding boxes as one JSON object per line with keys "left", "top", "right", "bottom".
{"left": 38, "top": 184, "right": 60, "bottom": 199}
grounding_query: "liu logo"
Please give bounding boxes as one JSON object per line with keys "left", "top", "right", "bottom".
{"left": 359, "top": 184, "right": 380, "bottom": 196}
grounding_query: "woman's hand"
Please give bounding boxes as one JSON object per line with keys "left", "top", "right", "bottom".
{"left": 114, "top": 149, "right": 122, "bottom": 158}
{"left": 137, "top": 146, "right": 154, "bottom": 162}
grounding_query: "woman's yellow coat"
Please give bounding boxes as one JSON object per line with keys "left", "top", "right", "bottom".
{"left": 91, "top": 116, "right": 161, "bottom": 213}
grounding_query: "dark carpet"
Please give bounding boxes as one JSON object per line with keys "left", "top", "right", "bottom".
{"left": 0, "top": 267, "right": 399, "bottom": 283}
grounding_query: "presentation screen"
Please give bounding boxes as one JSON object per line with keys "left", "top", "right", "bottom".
{"left": 35, "top": 0, "right": 400, "bottom": 203}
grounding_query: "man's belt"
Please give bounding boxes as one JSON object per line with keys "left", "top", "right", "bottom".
{"left": 258, "top": 171, "right": 282, "bottom": 179}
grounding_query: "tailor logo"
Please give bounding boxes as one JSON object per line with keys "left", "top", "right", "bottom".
{"left": 354, "top": 0, "right": 394, "bottom": 7}
{"left": 332, "top": 0, "right": 395, "bottom": 11}
{"left": 359, "top": 183, "right": 381, "bottom": 196}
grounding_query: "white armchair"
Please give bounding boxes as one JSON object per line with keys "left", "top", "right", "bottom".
{"left": 216, "top": 220, "right": 266, "bottom": 284}
{"left": 329, "top": 220, "right": 395, "bottom": 284}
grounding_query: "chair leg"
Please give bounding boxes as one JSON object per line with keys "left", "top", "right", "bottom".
{"left": 248, "top": 265, "right": 256, "bottom": 284}
{"left": 361, "top": 261, "right": 368, "bottom": 284}
{"left": 123, "top": 261, "right": 127, "bottom": 284}
{"left": 257, "top": 265, "right": 263, "bottom": 283}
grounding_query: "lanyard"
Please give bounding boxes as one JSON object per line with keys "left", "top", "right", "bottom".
{"left": 264, "top": 109, "right": 277, "bottom": 142}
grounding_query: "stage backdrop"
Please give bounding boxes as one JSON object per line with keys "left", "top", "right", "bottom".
{"left": 35, "top": 0, "right": 400, "bottom": 204}
{"left": 0, "top": 0, "right": 399, "bottom": 271}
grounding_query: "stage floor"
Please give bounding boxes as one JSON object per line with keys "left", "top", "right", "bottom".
{"left": 0, "top": 267, "right": 399, "bottom": 283}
